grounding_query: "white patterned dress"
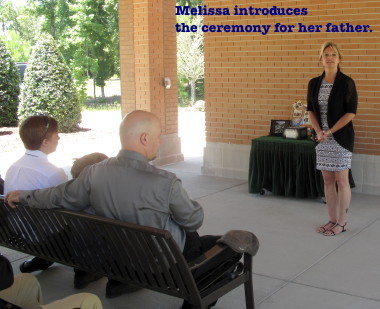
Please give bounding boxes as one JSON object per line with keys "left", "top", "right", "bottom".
{"left": 315, "top": 80, "right": 352, "bottom": 171}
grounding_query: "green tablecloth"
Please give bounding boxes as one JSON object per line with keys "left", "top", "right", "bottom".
{"left": 248, "top": 136, "right": 355, "bottom": 198}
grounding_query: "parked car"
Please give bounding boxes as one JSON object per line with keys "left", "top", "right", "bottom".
{"left": 16, "top": 62, "right": 27, "bottom": 81}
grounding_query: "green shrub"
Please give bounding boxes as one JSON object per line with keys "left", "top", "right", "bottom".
{"left": 0, "top": 40, "right": 20, "bottom": 127}
{"left": 19, "top": 34, "right": 81, "bottom": 132}
{"left": 178, "top": 75, "right": 190, "bottom": 106}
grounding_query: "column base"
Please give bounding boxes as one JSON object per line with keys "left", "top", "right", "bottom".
{"left": 152, "top": 133, "right": 184, "bottom": 166}
{"left": 202, "top": 142, "right": 251, "bottom": 179}
{"left": 351, "top": 153, "right": 380, "bottom": 195}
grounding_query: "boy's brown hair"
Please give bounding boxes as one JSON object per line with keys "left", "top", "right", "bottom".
{"left": 19, "top": 115, "right": 58, "bottom": 150}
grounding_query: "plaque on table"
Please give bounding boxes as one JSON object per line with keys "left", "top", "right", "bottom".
{"left": 283, "top": 126, "right": 307, "bottom": 140}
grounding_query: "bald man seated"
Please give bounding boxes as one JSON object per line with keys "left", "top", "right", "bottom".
{"left": 6, "top": 110, "right": 241, "bottom": 306}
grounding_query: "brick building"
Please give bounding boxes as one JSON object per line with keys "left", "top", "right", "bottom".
{"left": 118, "top": 0, "right": 380, "bottom": 195}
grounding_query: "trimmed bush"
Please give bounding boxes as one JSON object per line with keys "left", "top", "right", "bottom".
{"left": 0, "top": 40, "right": 20, "bottom": 127}
{"left": 19, "top": 34, "right": 81, "bottom": 132}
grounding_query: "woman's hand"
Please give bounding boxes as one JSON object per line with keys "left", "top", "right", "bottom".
{"left": 316, "top": 130, "right": 330, "bottom": 142}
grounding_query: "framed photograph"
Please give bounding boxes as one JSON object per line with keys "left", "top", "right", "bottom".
{"left": 270, "top": 120, "right": 291, "bottom": 136}
{"left": 294, "top": 101, "right": 303, "bottom": 109}
{"left": 303, "top": 110, "right": 310, "bottom": 124}
{"left": 292, "top": 117, "right": 304, "bottom": 127}
{"left": 291, "top": 100, "right": 308, "bottom": 127}
{"left": 293, "top": 111, "right": 303, "bottom": 118}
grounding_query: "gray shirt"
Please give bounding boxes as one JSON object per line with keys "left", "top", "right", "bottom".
{"left": 20, "top": 149, "right": 204, "bottom": 250}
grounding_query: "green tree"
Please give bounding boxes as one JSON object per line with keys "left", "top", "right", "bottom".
{"left": 94, "top": 0, "right": 119, "bottom": 97}
{"left": 177, "top": 15, "right": 204, "bottom": 105}
{"left": 0, "top": 1, "right": 41, "bottom": 62}
{"left": 176, "top": 0, "right": 203, "bottom": 7}
{"left": 1, "top": 30, "right": 31, "bottom": 62}
{"left": 64, "top": 0, "right": 119, "bottom": 100}
{"left": 31, "top": 0, "right": 71, "bottom": 40}
{"left": 2, "top": 0, "right": 120, "bottom": 102}
{"left": 0, "top": 0, "right": 9, "bottom": 33}
{"left": 19, "top": 34, "right": 81, "bottom": 132}
{"left": 0, "top": 39, "right": 20, "bottom": 126}
{"left": 0, "top": 1, "right": 41, "bottom": 46}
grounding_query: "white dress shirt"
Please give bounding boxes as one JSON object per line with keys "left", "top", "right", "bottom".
{"left": 4, "top": 150, "right": 68, "bottom": 194}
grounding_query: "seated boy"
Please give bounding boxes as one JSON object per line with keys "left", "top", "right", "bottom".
{"left": 4, "top": 115, "right": 68, "bottom": 273}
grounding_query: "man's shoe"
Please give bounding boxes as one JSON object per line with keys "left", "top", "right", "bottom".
{"left": 106, "top": 279, "right": 142, "bottom": 298}
{"left": 19, "top": 257, "right": 53, "bottom": 273}
{"left": 74, "top": 271, "right": 103, "bottom": 289}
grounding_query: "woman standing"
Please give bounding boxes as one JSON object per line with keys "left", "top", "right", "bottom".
{"left": 307, "top": 41, "right": 358, "bottom": 236}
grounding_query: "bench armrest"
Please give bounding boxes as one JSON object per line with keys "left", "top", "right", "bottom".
{"left": 188, "top": 244, "right": 229, "bottom": 270}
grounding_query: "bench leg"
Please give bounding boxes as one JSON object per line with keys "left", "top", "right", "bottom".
{"left": 244, "top": 254, "right": 255, "bottom": 309}
{"left": 181, "top": 299, "right": 204, "bottom": 309}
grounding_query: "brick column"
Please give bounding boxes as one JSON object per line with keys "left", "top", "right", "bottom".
{"left": 119, "top": 0, "right": 183, "bottom": 165}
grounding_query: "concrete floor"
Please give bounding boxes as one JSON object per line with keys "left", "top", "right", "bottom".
{"left": 2, "top": 110, "right": 380, "bottom": 308}
{"left": 2, "top": 156, "right": 380, "bottom": 309}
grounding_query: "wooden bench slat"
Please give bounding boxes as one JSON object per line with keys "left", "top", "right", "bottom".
{"left": 114, "top": 229, "right": 141, "bottom": 282}
{"left": 145, "top": 234, "right": 178, "bottom": 290}
{"left": 38, "top": 211, "right": 70, "bottom": 261}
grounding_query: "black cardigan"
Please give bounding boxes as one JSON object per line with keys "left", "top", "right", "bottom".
{"left": 307, "top": 70, "right": 358, "bottom": 152}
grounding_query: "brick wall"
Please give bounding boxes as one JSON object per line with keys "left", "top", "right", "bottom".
{"left": 119, "top": 0, "right": 135, "bottom": 115}
{"left": 163, "top": 0, "right": 179, "bottom": 134}
{"left": 119, "top": 0, "right": 178, "bottom": 134}
{"left": 203, "top": 0, "right": 380, "bottom": 155}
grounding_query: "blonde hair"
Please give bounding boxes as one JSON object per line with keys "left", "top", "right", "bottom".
{"left": 319, "top": 41, "right": 342, "bottom": 68}
{"left": 71, "top": 152, "right": 108, "bottom": 178}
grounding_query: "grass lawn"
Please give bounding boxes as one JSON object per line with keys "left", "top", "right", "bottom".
{"left": 86, "top": 77, "right": 121, "bottom": 98}
{"left": 84, "top": 78, "right": 121, "bottom": 108}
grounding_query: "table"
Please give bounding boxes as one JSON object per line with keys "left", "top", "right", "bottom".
{"left": 248, "top": 136, "right": 355, "bottom": 198}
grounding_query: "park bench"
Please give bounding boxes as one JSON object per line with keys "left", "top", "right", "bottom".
{"left": 0, "top": 197, "right": 259, "bottom": 308}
